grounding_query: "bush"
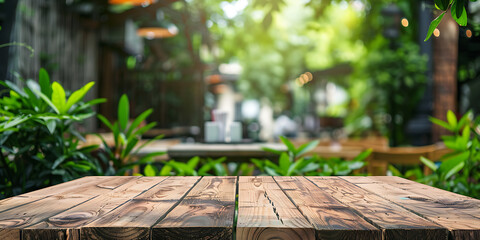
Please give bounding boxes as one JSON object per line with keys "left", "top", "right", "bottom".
{"left": 0, "top": 69, "right": 104, "bottom": 198}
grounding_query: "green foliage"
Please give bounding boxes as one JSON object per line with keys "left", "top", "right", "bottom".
{"left": 0, "top": 69, "right": 104, "bottom": 198}
{"left": 355, "top": 40, "right": 427, "bottom": 144}
{"left": 142, "top": 157, "right": 254, "bottom": 176}
{"left": 419, "top": 111, "right": 480, "bottom": 198}
{"left": 425, "top": 0, "right": 470, "bottom": 41}
{"left": 253, "top": 137, "right": 371, "bottom": 176}
{"left": 97, "top": 94, "right": 165, "bottom": 176}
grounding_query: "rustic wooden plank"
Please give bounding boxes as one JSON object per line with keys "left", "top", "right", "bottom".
{"left": 349, "top": 176, "right": 480, "bottom": 239}
{"left": 368, "top": 176, "right": 480, "bottom": 204}
{"left": 236, "top": 176, "right": 315, "bottom": 240}
{"left": 22, "top": 176, "right": 138, "bottom": 197}
{"left": 274, "top": 176, "right": 380, "bottom": 240}
{"left": 0, "top": 176, "right": 125, "bottom": 213}
{"left": 0, "top": 229, "right": 19, "bottom": 240}
{"left": 23, "top": 177, "right": 167, "bottom": 239}
{"left": 81, "top": 176, "right": 200, "bottom": 240}
{"left": 152, "top": 176, "right": 236, "bottom": 240}
{"left": 0, "top": 176, "right": 136, "bottom": 239}
{"left": 308, "top": 177, "right": 448, "bottom": 239}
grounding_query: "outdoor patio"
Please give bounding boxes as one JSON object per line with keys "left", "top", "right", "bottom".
{"left": 1, "top": 0, "right": 480, "bottom": 239}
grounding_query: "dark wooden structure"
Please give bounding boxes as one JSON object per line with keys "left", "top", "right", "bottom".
{"left": 1, "top": 176, "right": 479, "bottom": 239}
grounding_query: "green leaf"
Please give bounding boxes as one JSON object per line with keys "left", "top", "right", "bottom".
{"left": 35, "top": 90, "right": 60, "bottom": 114}
{"left": 420, "top": 156, "right": 438, "bottom": 172}
{"left": 1, "top": 115, "right": 29, "bottom": 130}
{"left": 118, "top": 94, "right": 129, "bottom": 132}
{"left": 447, "top": 110, "right": 458, "bottom": 129}
{"left": 353, "top": 148, "right": 372, "bottom": 162}
{"left": 265, "top": 166, "right": 280, "bottom": 176}
{"left": 121, "top": 137, "right": 139, "bottom": 158}
{"left": 439, "top": 151, "right": 469, "bottom": 179}
{"left": 127, "top": 109, "right": 153, "bottom": 137}
{"left": 159, "top": 164, "right": 173, "bottom": 176}
{"left": 461, "top": 125, "right": 470, "bottom": 145}
{"left": 296, "top": 140, "right": 319, "bottom": 157}
{"left": 430, "top": 117, "right": 453, "bottom": 131}
{"left": 279, "top": 152, "right": 290, "bottom": 173}
{"left": 51, "top": 82, "right": 67, "bottom": 114}
{"left": 388, "top": 164, "right": 403, "bottom": 177}
{"left": 452, "top": 0, "right": 467, "bottom": 26}
{"left": 187, "top": 156, "right": 200, "bottom": 169}
{"left": 97, "top": 114, "right": 114, "bottom": 132}
{"left": 434, "top": 0, "right": 450, "bottom": 10}
{"left": 144, "top": 164, "right": 157, "bottom": 176}
{"left": 3, "top": 80, "right": 26, "bottom": 97}
{"left": 251, "top": 158, "right": 265, "bottom": 172}
{"left": 425, "top": 12, "right": 445, "bottom": 42}
{"left": 52, "top": 155, "right": 68, "bottom": 169}
{"left": 45, "top": 119, "right": 56, "bottom": 134}
{"left": 64, "top": 82, "right": 94, "bottom": 113}
{"left": 261, "top": 147, "right": 283, "bottom": 155}
{"left": 131, "top": 122, "right": 156, "bottom": 140}
{"left": 279, "top": 136, "right": 296, "bottom": 154}
{"left": 131, "top": 134, "right": 165, "bottom": 156}
{"left": 39, "top": 68, "right": 52, "bottom": 98}
{"left": 287, "top": 159, "right": 305, "bottom": 176}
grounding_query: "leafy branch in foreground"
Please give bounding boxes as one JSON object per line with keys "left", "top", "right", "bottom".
{"left": 425, "top": 0, "right": 470, "bottom": 41}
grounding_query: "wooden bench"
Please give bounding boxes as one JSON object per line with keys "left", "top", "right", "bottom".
{"left": 1, "top": 176, "right": 479, "bottom": 239}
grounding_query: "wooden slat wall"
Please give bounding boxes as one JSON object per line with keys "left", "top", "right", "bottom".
{"left": 8, "top": 0, "right": 99, "bottom": 131}
{"left": 116, "top": 70, "right": 205, "bottom": 129}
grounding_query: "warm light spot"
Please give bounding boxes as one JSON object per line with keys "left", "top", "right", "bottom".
{"left": 401, "top": 18, "right": 409, "bottom": 27}
{"left": 137, "top": 27, "right": 177, "bottom": 39}
{"left": 305, "top": 72, "right": 313, "bottom": 81}
{"left": 300, "top": 74, "right": 309, "bottom": 83}
{"left": 207, "top": 74, "right": 222, "bottom": 84}
{"left": 299, "top": 77, "right": 306, "bottom": 85}
{"left": 212, "top": 84, "right": 228, "bottom": 94}
{"left": 109, "top": 0, "right": 154, "bottom": 5}
{"left": 466, "top": 29, "right": 473, "bottom": 38}
{"left": 433, "top": 28, "right": 440, "bottom": 37}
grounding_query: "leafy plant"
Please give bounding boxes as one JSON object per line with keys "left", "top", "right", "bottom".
{"left": 425, "top": 0, "right": 470, "bottom": 41}
{"left": 0, "top": 69, "right": 104, "bottom": 198}
{"left": 361, "top": 41, "right": 428, "bottom": 146}
{"left": 96, "top": 94, "right": 165, "bottom": 175}
{"left": 142, "top": 157, "right": 243, "bottom": 176}
{"left": 252, "top": 136, "right": 371, "bottom": 176}
{"left": 419, "top": 110, "right": 480, "bottom": 198}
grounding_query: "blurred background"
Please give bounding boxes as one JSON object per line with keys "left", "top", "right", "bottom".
{"left": 1, "top": 0, "right": 479, "bottom": 147}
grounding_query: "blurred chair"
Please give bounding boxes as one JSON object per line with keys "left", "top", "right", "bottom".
{"left": 368, "top": 143, "right": 451, "bottom": 176}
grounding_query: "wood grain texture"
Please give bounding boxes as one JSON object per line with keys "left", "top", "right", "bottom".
{"left": 308, "top": 177, "right": 448, "bottom": 240}
{"left": 237, "top": 176, "right": 315, "bottom": 240}
{"left": 347, "top": 176, "right": 480, "bottom": 240}
{"left": 275, "top": 176, "right": 381, "bottom": 240}
{"left": 1, "top": 176, "right": 479, "bottom": 240}
{"left": 0, "top": 176, "right": 136, "bottom": 240}
{"left": 0, "top": 229, "right": 19, "bottom": 240}
{"left": 82, "top": 176, "right": 200, "bottom": 240}
{"left": 152, "top": 176, "right": 236, "bottom": 240}
{"left": 21, "top": 176, "right": 137, "bottom": 197}
{"left": 0, "top": 176, "right": 131, "bottom": 214}
{"left": 23, "top": 177, "right": 167, "bottom": 239}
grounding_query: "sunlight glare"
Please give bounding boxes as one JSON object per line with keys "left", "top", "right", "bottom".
{"left": 220, "top": 0, "right": 248, "bottom": 19}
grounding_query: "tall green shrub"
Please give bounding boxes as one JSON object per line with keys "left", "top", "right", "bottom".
{"left": 0, "top": 69, "right": 104, "bottom": 198}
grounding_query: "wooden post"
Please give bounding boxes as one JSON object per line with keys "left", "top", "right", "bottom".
{"left": 432, "top": 10, "right": 458, "bottom": 141}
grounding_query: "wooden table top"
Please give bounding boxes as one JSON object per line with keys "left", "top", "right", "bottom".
{"left": 1, "top": 176, "right": 479, "bottom": 240}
